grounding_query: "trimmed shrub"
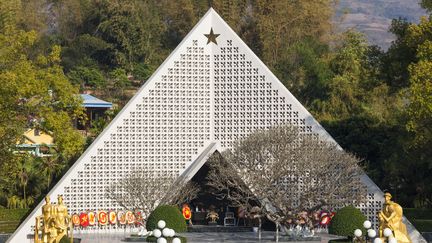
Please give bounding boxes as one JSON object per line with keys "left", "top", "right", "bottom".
{"left": 60, "top": 236, "right": 81, "bottom": 243}
{"left": 146, "top": 236, "right": 187, "bottom": 243}
{"left": 329, "top": 206, "right": 366, "bottom": 238}
{"left": 404, "top": 208, "right": 432, "bottom": 220}
{"left": 146, "top": 205, "right": 187, "bottom": 233}
{"left": 404, "top": 208, "right": 432, "bottom": 232}
{"left": 410, "top": 219, "right": 432, "bottom": 232}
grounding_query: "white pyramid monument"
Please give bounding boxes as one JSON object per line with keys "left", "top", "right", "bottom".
{"left": 8, "top": 8, "right": 426, "bottom": 243}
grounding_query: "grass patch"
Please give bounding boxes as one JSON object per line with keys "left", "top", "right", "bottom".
{"left": 0, "top": 208, "right": 30, "bottom": 233}
{"left": 0, "top": 208, "right": 29, "bottom": 221}
{"left": 0, "top": 221, "right": 20, "bottom": 233}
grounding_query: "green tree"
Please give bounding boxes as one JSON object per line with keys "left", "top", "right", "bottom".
{"left": 0, "top": 1, "right": 85, "bottom": 207}
{"left": 35, "top": 153, "right": 66, "bottom": 189}
{"left": 109, "top": 68, "right": 130, "bottom": 89}
{"left": 314, "top": 31, "right": 370, "bottom": 121}
{"left": 61, "top": 34, "right": 113, "bottom": 72}
{"left": 382, "top": 18, "right": 417, "bottom": 90}
{"left": 131, "top": 63, "right": 153, "bottom": 82}
{"left": 406, "top": 40, "right": 432, "bottom": 145}
{"left": 254, "top": 0, "right": 334, "bottom": 68}
{"left": 10, "top": 155, "right": 36, "bottom": 208}
{"left": 421, "top": 0, "right": 432, "bottom": 12}
{"left": 92, "top": 0, "right": 166, "bottom": 69}
{"left": 68, "top": 66, "right": 106, "bottom": 89}
{"left": 209, "top": 0, "right": 247, "bottom": 33}
{"left": 161, "top": 0, "right": 197, "bottom": 49}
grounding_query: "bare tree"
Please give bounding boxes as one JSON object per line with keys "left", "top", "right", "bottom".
{"left": 206, "top": 152, "right": 257, "bottom": 210}
{"left": 206, "top": 153, "right": 266, "bottom": 238}
{"left": 164, "top": 178, "right": 200, "bottom": 207}
{"left": 206, "top": 125, "right": 366, "bottom": 240}
{"left": 107, "top": 171, "right": 199, "bottom": 223}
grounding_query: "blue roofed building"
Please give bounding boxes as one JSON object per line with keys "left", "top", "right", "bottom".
{"left": 78, "top": 94, "right": 113, "bottom": 131}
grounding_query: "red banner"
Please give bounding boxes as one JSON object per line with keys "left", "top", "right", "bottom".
{"left": 79, "top": 212, "right": 89, "bottom": 227}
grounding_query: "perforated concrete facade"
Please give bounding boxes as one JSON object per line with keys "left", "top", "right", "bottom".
{"left": 8, "top": 8, "right": 426, "bottom": 243}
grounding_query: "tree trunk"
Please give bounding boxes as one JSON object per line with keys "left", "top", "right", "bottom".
{"left": 258, "top": 217, "right": 262, "bottom": 240}
{"left": 276, "top": 222, "right": 279, "bottom": 242}
{"left": 47, "top": 174, "right": 51, "bottom": 189}
{"left": 23, "top": 185, "right": 27, "bottom": 208}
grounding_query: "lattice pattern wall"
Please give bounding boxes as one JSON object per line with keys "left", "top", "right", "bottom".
{"left": 214, "top": 40, "right": 314, "bottom": 148}
{"left": 10, "top": 8, "right": 424, "bottom": 243}
{"left": 63, "top": 39, "right": 212, "bottom": 221}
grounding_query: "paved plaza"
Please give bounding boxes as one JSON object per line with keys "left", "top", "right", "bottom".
{"left": 74, "top": 232, "right": 341, "bottom": 243}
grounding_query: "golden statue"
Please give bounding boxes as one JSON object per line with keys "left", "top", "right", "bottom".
{"left": 34, "top": 195, "right": 73, "bottom": 243}
{"left": 378, "top": 192, "right": 412, "bottom": 243}
{"left": 206, "top": 210, "right": 219, "bottom": 223}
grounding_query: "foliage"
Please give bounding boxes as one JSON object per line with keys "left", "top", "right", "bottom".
{"left": 382, "top": 14, "right": 432, "bottom": 207}
{"left": 0, "top": 1, "right": 85, "bottom": 209}
{"left": 404, "top": 208, "right": 432, "bottom": 232}
{"left": 132, "top": 63, "right": 153, "bottom": 82}
{"left": 89, "top": 117, "right": 109, "bottom": 136}
{"left": 328, "top": 206, "right": 366, "bottom": 238}
{"left": 409, "top": 219, "right": 432, "bottom": 232}
{"left": 0, "top": 208, "right": 29, "bottom": 233}
{"left": 406, "top": 37, "right": 432, "bottom": 146}
{"left": 68, "top": 66, "right": 106, "bottom": 89}
{"left": 146, "top": 205, "right": 187, "bottom": 233}
{"left": 404, "top": 208, "right": 432, "bottom": 220}
{"left": 421, "top": 0, "right": 432, "bottom": 12}
{"left": 59, "top": 236, "right": 74, "bottom": 243}
{"left": 328, "top": 240, "right": 351, "bottom": 243}
{"left": 109, "top": 68, "right": 130, "bottom": 90}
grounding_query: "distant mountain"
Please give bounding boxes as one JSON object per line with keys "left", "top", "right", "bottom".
{"left": 336, "top": 0, "right": 427, "bottom": 50}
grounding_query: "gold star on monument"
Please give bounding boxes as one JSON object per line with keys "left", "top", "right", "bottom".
{"left": 204, "top": 28, "right": 220, "bottom": 45}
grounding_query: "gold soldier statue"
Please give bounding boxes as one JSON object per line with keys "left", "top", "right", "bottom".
{"left": 34, "top": 195, "right": 73, "bottom": 243}
{"left": 378, "top": 192, "right": 412, "bottom": 243}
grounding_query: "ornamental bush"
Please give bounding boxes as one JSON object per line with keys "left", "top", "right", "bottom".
{"left": 146, "top": 205, "right": 187, "bottom": 233}
{"left": 59, "top": 236, "right": 74, "bottom": 243}
{"left": 328, "top": 206, "right": 366, "bottom": 238}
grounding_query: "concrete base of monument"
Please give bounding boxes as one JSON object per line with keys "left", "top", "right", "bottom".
{"left": 187, "top": 225, "right": 253, "bottom": 232}
{"left": 123, "top": 235, "right": 147, "bottom": 242}
{"left": 208, "top": 221, "right": 218, "bottom": 226}
{"left": 274, "top": 236, "right": 321, "bottom": 242}
{"left": 71, "top": 231, "right": 341, "bottom": 243}
{"left": 0, "top": 235, "right": 82, "bottom": 243}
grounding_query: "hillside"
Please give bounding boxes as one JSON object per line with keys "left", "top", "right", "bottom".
{"left": 336, "top": 0, "right": 427, "bottom": 49}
